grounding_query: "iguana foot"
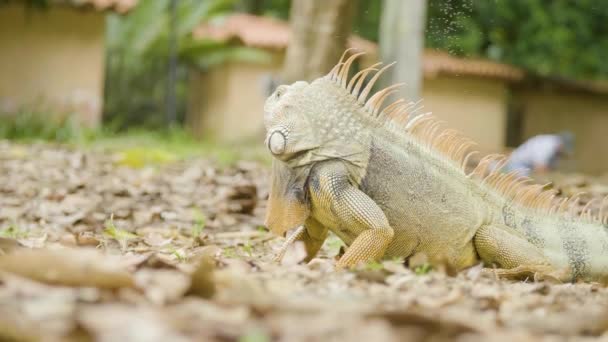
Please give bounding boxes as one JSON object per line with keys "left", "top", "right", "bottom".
{"left": 335, "top": 228, "right": 393, "bottom": 269}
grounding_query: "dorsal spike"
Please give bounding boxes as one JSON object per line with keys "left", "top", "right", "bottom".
{"left": 380, "top": 99, "right": 405, "bottom": 118}
{"left": 507, "top": 178, "right": 533, "bottom": 198}
{"left": 351, "top": 63, "right": 382, "bottom": 96}
{"left": 469, "top": 154, "right": 497, "bottom": 178}
{"left": 326, "top": 63, "right": 342, "bottom": 80}
{"left": 357, "top": 62, "right": 396, "bottom": 103}
{"left": 568, "top": 196, "right": 581, "bottom": 217}
{"left": 453, "top": 140, "right": 474, "bottom": 159}
{"left": 394, "top": 105, "right": 412, "bottom": 123}
{"left": 557, "top": 197, "right": 570, "bottom": 214}
{"left": 335, "top": 48, "right": 356, "bottom": 72}
{"left": 462, "top": 151, "right": 479, "bottom": 172}
{"left": 338, "top": 52, "right": 366, "bottom": 88}
{"left": 405, "top": 112, "right": 433, "bottom": 131}
{"left": 581, "top": 198, "right": 597, "bottom": 217}
{"left": 600, "top": 196, "right": 608, "bottom": 223}
{"left": 366, "top": 83, "right": 405, "bottom": 116}
{"left": 496, "top": 170, "right": 520, "bottom": 193}
{"left": 347, "top": 67, "right": 376, "bottom": 94}
{"left": 388, "top": 104, "right": 408, "bottom": 120}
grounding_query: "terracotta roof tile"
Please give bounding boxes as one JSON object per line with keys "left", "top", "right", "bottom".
{"left": 192, "top": 14, "right": 376, "bottom": 54}
{"left": 423, "top": 50, "right": 524, "bottom": 82}
{"left": 193, "top": 14, "right": 524, "bottom": 82}
{"left": 50, "top": 0, "right": 138, "bottom": 13}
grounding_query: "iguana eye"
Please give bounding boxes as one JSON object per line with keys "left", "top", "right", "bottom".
{"left": 274, "top": 85, "right": 287, "bottom": 99}
{"left": 268, "top": 131, "right": 286, "bottom": 155}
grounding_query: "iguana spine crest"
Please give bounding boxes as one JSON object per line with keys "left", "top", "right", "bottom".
{"left": 326, "top": 50, "right": 608, "bottom": 226}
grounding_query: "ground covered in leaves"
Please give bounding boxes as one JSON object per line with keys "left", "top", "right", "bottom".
{"left": 2, "top": 141, "right": 608, "bottom": 341}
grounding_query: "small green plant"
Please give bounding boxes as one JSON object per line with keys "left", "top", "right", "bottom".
{"left": 364, "top": 261, "right": 385, "bottom": 271}
{"left": 103, "top": 214, "right": 137, "bottom": 249}
{"left": 326, "top": 236, "right": 345, "bottom": 255}
{"left": 414, "top": 263, "right": 433, "bottom": 275}
{"left": 0, "top": 108, "right": 95, "bottom": 143}
{"left": 114, "top": 147, "right": 177, "bottom": 168}
{"left": 238, "top": 330, "right": 270, "bottom": 342}
{"left": 222, "top": 247, "right": 237, "bottom": 258}
{"left": 241, "top": 241, "right": 253, "bottom": 257}
{"left": 256, "top": 225, "right": 268, "bottom": 233}
{"left": 191, "top": 209, "right": 207, "bottom": 237}
{"left": 0, "top": 224, "right": 27, "bottom": 239}
{"left": 168, "top": 247, "right": 187, "bottom": 262}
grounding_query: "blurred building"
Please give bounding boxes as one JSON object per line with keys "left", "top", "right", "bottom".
{"left": 187, "top": 14, "right": 522, "bottom": 152}
{"left": 188, "top": 14, "right": 608, "bottom": 173}
{"left": 0, "top": 0, "right": 136, "bottom": 126}
{"left": 186, "top": 14, "right": 378, "bottom": 142}
{"left": 511, "top": 78, "right": 608, "bottom": 174}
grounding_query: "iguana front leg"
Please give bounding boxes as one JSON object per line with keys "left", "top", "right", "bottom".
{"left": 309, "top": 162, "right": 395, "bottom": 269}
{"left": 274, "top": 217, "right": 328, "bottom": 263}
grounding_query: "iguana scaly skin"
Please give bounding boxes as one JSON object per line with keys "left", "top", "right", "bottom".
{"left": 263, "top": 50, "right": 608, "bottom": 282}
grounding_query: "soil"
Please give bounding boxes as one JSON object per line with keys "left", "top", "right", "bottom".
{"left": 1, "top": 141, "right": 608, "bottom": 342}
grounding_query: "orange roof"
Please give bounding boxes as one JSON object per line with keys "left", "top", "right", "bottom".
{"left": 51, "top": 0, "right": 138, "bottom": 13}
{"left": 192, "top": 14, "right": 377, "bottom": 55}
{"left": 423, "top": 50, "right": 524, "bottom": 82}
{"left": 193, "top": 14, "right": 524, "bottom": 82}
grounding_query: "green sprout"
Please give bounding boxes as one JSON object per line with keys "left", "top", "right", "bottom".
{"left": 191, "top": 209, "right": 207, "bottom": 238}
{"left": 242, "top": 241, "right": 253, "bottom": 257}
{"left": 0, "top": 224, "right": 27, "bottom": 239}
{"left": 414, "top": 263, "right": 433, "bottom": 275}
{"left": 103, "top": 214, "right": 137, "bottom": 249}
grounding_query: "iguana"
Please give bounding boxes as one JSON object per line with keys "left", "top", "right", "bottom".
{"left": 263, "top": 49, "right": 608, "bottom": 282}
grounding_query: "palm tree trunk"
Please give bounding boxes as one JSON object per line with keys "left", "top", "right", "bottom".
{"left": 282, "top": 0, "right": 356, "bottom": 83}
{"left": 380, "top": 0, "right": 427, "bottom": 104}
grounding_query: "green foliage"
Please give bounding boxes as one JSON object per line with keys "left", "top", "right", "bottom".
{"left": 364, "top": 260, "right": 385, "bottom": 271}
{"left": 114, "top": 147, "right": 178, "bottom": 168}
{"left": 191, "top": 209, "right": 207, "bottom": 237}
{"left": 0, "top": 224, "right": 27, "bottom": 239}
{"left": 238, "top": 329, "right": 270, "bottom": 342}
{"left": 0, "top": 109, "right": 94, "bottom": 143}
{"left": 104, "top": 215, "right": 137, "bottom": 240}
{"left": 241, "top": 241, "right": 253, "bottom": 256}
{"left": 245, "top": 0, "right": 608, "bottom": 80}
{"left": 414, "top": 263, "right": 433, "bottom": 275}
{"left": 236, "top": 0, "right": 290, "bottom": 18}
{"left": 88, "top": 127, "right": 270, "bottom": 167}
{"left": 427, "top": 0, "right": 608, "bottom": 80}
{"left": 326, "top": 235, "right": 345, "bottom": 255}
{"left": 353, "top": 0, "right": 383, "bottom": 42}
{"left": 103, "top": 0, "right": 238, "bottom": 130}
{"left": 168, "top": 246, "right": 187, "bottom": 262}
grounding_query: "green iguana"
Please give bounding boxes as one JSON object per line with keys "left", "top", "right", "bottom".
{"left": 263, "top": 49, "right": 608, "bottom": 282}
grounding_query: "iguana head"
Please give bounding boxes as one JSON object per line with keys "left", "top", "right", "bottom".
{"left": 263, "top": 74, "right": 372, "bottom": 173}
{"left": 263, "top": 80, "right": 321, "bottom": 163}
{"left": 263, "top": 51, "right": 390, "bottom": 235}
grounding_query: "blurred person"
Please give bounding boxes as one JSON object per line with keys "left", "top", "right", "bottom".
{"left": 503, "top": 132, "right": 575, "bottom": 176}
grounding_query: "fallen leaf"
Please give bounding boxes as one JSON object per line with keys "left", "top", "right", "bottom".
{"left": 0, "top": 248, "right": 134, "bottom": 288}
{"left": 187, "top": 254, "right": 216, "bottom": 299}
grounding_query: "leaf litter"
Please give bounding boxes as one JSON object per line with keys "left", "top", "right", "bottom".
{"left": 1, "top": 141, "right": 608, "bottom": 341}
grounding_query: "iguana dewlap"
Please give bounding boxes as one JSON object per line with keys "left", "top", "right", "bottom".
{"left": 263, "top": 50, "right": 608, "bottom": 282}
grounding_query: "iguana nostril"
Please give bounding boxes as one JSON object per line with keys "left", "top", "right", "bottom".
{"left": 268, "top": 131, "right": 286, "bottom": 155}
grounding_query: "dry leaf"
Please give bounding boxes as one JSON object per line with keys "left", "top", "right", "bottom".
{"left": 187, "top": 254, "right": 216, "bottom": 299}
{"left": 0, "top": 248, "right": 134, "bottom": 288}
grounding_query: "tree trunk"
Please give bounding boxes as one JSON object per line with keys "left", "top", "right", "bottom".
{"left": 282, "top": 0, "right": 356, "bottom": 83}
{"left": 379, "top": 0, "right": 427, "bottom": 104}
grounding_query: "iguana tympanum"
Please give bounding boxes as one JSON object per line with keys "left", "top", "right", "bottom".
{"left": 263, "top": 50, "right": 608, "bottom": 282}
